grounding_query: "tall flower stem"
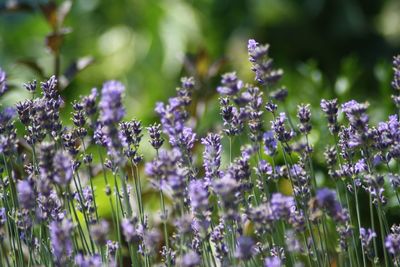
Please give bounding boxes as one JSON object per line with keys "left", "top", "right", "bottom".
{"left": 332, "top": 134, "right": 361, "bottom": 266}
{"left": 81, "top": 138, "right": 99, "bottom": 222}
{"left": 353, "top": 181, "right": 367, "bottom": 267}
{"left": 377, "top": 201, "right": 389, "bottom": 267}
{"left": 280, "top": 144, "right": 321, "bottom": 267}
{"left": 159, "top": 189, "right": 170, "bottom": 267}
{"left": 2, "top": 155, "right": 24, "bottom": 267}
{"left": 156, "top": 149, "right": 170, "bottom": 267}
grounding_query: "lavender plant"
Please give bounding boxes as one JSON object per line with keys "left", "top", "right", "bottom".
{"left": 0, "top": 39, "right": 399, "bottom": 267}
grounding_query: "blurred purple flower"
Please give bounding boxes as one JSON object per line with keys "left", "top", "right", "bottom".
{"left": 0, "top": 68, "right": 8, "bottom": 96}
{"left": 202, "top": 133, "right": 222, "bottom": 182}
{"left": 50, "top": 219, "right": 74, "bottom": 265}
{"left": 217, "top": 72, "right": 243, "bottom": 95}
{"left": 99, "top": 81, "right": 125, "bottom": 125}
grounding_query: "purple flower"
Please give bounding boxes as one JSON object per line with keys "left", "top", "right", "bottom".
{"left": 75, "top": 186, "right": 96, "bottom": 223}
{"left": 95, "top": 122, "right": 125, "bottom": 166}
{"left": 212, "top": 173, "right": 240, "bottom": 219}
{"left": 82, "top": 88, "right": 98, "bottom": 117}
{"left": 189, "top": 180, "right": 209, "bottom": 212}
{"left": 176, "top": 76, "right": 195, "bottom": 106}
{"left": 210, "top": 220, "right": 228, "bottom": 262}
{"left": 121, "top": 217, "right": 141, "bottom": 243}
{"left": 120, "top": 120, "right": 143, "bottom": 162}
{"left": 297, "top": 104, "right": 312, "bottom": 134}
{"left": 246, "top": 86, "right": 264, "bottom": 141}
{"left": 50, "top": 219, "right": 74, "bottom": 265}
{"left": 320, "top": 99, "right": 339, "bottom": 134}
{"left": 263, "top": 131, "right": 277, "bottom": 156}
{"left": 264, "top": 257, "right": 282, "bottom": 267}
{"left": 146, "top": 148, "right": 181, "bottom": 178}
{"left": 270, "top": 87, "right": 288, "bottom": 102}
{"left": 248, "top": 39, "right": 258, "bottom": 52}
{"left": 270, "top": 193, "right": 295, "bottom": 220}
{"left": 167, "top": 167, "right": 187, "bottom": 198}
{"left": 106, "top": 240, "right": 119, "bottom": 256}
{"left": 364, "top": 174, "right": 386, "bottom": 205}
{"left": 189, "top": 180, "right": 210, "bottom": 232}
{"left": 53, "top": 151, "right": 73, "bottom": 186}
{"left": 220, "top": 99, "right": 245, "bottom": 136}
{"left": 0, "top": 68, "right": 8, "bottom": 96}
{"left": 265, "top": 101, "right": 278, "bottom": 113}
{"left": 147, "top": 123, "right": 164, "bottom": 150}
{"left": 17, "top": 180, "right": 36, "bottom": 209}
{"left": 385, "top": 224, "right": 400, "bottom": 258}
{"left": 72, "top": 101, "right": 87, "bottom": 129}
{"left": 181, "top": 76, "right": 195, "bottom": 91}
{"left": 360, "top": 227, "right": 376, "bottom": 258}
{"left": 392, "top": 55, "right": 400, "bottom": 91}
{"left": 324, "top": 146, "right": 337, "bottom": 168}
{"left": 41, "top": 75, "right": 58, "bottom": 99}
{"left": 255, "top": 160, "right": 274, "bottom": 181}
{"left": 272, "top": 112, "right": 293, "bottom": 142}
{"left": 23, "top": 80, "right": 37, "bottom": 93}
{"left": 99, "top": 81, "right": 125, "bottom": 125}
{"left": 146, "top": 148, "right": 186, "bottom": 197}
{"left": 201, "top": 133, "right": 222, "bottom": 182}
{"left": 170, "top": 126, "right": 196, "bottom": 150}
{"left": 15, "top": 100, "right": 32, "bottom": 126}
{"left": 389, "top": 173, "right": 400, "bottom": 189}
{"left": 354, "top": 158, "right": 367, "bottom": 174}
{"left": 0, "top": 208, "right": 6, "bottom": 227}
{"left": 18, "top": 79, "right": 64, "bottom": 142}
{"left": 39, "top": 142, "right": 56, "bottom": 181}
{"left": 341, "top": 100, "right": 369, "bottom": 131}
{"left": 217, "top": 72, "right": 243, "bottom": 95}
{"left": 155, "top": 94, "right": 193, "bottom": 148}
{"left": 0, "top": 107, "right": 17, "bottom": 155}
{"left": 315, "top": 188, "right": 343, "bottom": 221}
{"left": 235, "top": 236, "right": 256, "bottom": 260}
{"left": 247, "top": 39, "right": 283, "bottom": 85}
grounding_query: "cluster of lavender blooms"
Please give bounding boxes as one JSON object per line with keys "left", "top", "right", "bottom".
{"left": 0, "top": 41, "right": 399, "bottom": 267}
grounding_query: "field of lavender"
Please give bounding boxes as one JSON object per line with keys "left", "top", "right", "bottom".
{"left": 0, "top": 35, "right": 400, "bottom": 267}
{"left": 1, "top": 0, "right": 400, "bottom": 266}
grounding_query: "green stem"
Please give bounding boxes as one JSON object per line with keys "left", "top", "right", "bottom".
{"left": 377, "top": 202, "right": 389, "bottom": 267}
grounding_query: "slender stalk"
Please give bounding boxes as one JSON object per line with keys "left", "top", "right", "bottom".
{"left": 377, "top": 201, "right": 389, "bottom": 267}
{"left": 353, "top": 182, "right": 367, "bottom": 267}
{"left": 159, "top": 190, "right": 170, "bottom": 267}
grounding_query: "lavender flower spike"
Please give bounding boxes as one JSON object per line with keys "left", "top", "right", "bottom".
{"left": 99, "top": 80, "right": 125, "bottom": 125}
{"left": 53, "top": 151, "right": 73, "bottom": 186}
{"left": 217, "top": 72, "right": 243, "bottom": 95}
{"left": 50, "top": 219, "right": 74, "bottom": 266}
{"left": 320, "top": 98, "right": 339, "bottom": 134}
{"left": 201, "top": 133, "right": 222, "bottom": 182}
{"left": 271, "top": 112, "right": 293, "bottom": 142}
{"left": 248, "top": 39, "right": 283, "bottom": 85}
{"left": 0, "top": 68, "right": 8, "bottom": 96}
{"left": 17, "top": 180, "right": 36, "bottom": 210}
{"left": 360, "top": 227, "right": 376, "bottom": 258}
{"left": 263, "top": 131, "right": 277, "bottom": 156}
{"left": 385, "top": 224, "right": 400, "bottom": 260}
{"left": 392, "top": 55, "right": 400, "bottom": 91}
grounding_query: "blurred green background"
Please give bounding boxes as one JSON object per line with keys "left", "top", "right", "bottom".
{"left": 1, "top": 0, "right": 400, "bottom": 122}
